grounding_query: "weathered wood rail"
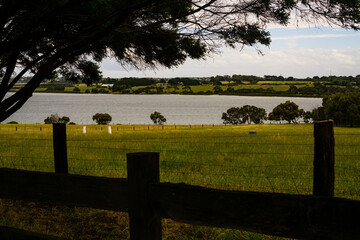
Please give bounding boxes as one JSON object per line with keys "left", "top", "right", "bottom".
{"left": 1, "top": 166, "right": 359, "bottom": 240}
{"left": 1, "top": 120, "right": 358, "bottom": 240}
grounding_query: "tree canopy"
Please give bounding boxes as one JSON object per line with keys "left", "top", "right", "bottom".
{"left": 1, "top": 0, "right": 360, "bottom": 122}
{"left": 92, "top": 113, "right": 112, "bottom": 125}
{"left": 44, "top": 114, "right": 70, "bottom": 124}
{"left": 222, "top": 105, "right": 267, "bottom": 124}
{"left": 269, "top": 101, "right": 304, "bottom": 123}
{"left": 314, "top": 92, "right": 360, "bottom": 127}
{"left": 222, "top": 107, "right": 243, "bottom": 124}
{"left": 150, "top": 111, "right": 167, "bottom": 125}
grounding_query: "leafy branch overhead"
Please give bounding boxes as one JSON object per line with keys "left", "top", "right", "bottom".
{"left": 1, "top": 0, "right": 360, "bottom": 122}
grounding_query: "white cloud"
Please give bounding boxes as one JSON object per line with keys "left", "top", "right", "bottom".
{"left": 100, "top": 46, "right": 360, "bottom": 79}
{"left": 272, "top": 33, "right": 360, "bottom": 40}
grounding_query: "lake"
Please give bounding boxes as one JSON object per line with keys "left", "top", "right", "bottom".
{"left": 4, "top": 93, "right": 322, "bottom": 125}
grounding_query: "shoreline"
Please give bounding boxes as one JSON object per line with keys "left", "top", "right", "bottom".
{"left": 9, "top": 90, "right": 324, "bottom": 99}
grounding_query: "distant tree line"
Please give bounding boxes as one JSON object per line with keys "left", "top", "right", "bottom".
{"left": 34, "top": 74, "right": 359, "bottom": 97}
{"left": 286, "top": 82, "right": 353, "bottom": 96}
{"left": 168, "top": 78, "right": 202, "bottom": 86}
{"left": 222, "top": 105, "right": 267, "bottom": 124}
{"left": 105, "top": 74, "right": 360, "bottom": 97}
{"left": 222, "top": 101, "right": 307, "bottom": 125}
{"left": 223, "top": 92, "right": 360, "bottom": 127}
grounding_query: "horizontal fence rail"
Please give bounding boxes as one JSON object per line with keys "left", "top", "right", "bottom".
{"left": 0, "top": 168, "right": 128, "bottom": 212}
{"left": 150, "top": 183, "right": 360, "bottom": 240}
{"left": 0, "top": 167, "right": 360, "bottom": 240}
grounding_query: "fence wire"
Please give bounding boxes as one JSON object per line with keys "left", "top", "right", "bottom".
{"left": 0, "top": 125, "right": 359, "bottom": 199}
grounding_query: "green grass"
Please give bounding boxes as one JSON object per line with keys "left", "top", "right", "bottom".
{"left": 0, "top": 123, "right": 359, "bottom": 239}
{"left": 1, "top": 123, "right": 359, "bottom": 196}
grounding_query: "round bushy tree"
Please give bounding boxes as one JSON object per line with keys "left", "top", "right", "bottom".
{"left": 239, "top": 105, "right": 267, "bottom": 124}
{"left": 92, "top": 113, "right": 112, "bottom": 125}
{"left": 268, "top": 101, "right": 304, "bottom": 124}
{"left": 222, "top": 105, "right": 266, "bottom": 124}
{"left": 150, "top": 111, "right": 166, "bottom": 125}
{"left": 222, "top": 107, "right": 242, "bottom": 124}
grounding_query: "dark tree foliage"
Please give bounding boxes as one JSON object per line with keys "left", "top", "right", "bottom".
{"left": 213, "top": 85, "right": 223, "bottom": 94}
{"left": 222, "top": 107, "right": 243, "bottom": 124}
{"left": 322, "top": 92, "right": 360, "bottom": 127}
{"left": 303, "top": 111, "right": 312, "bottom": 123}
{"left": 1, "top": 0, "right": 360, "bottom": 122}
{"left": 268, "top": 101, "right": 304, "bottom": 123}
{"left": 111, "top": 83, "right": 128, "bottom": 92}
{"left": 60, "top": 61, "right": 102, "bottom": 86}
{"left": 312, "top": 106, "right": 327, "bottom": 121}
{"left": 168, "top": 78, "right": 201, "bottom": 86}
{"left": 44, "top": 114, "right": 70, "bottom": 124}
{"left": 150, "top": 111, "right": 167, "bottom": 125}
{"left": 92, "top": 113, "right": 112, "bottom": 125}
{"left": 245, "top": 105, "right": 267, "bottom": 124}
{"left": 116, "top": 78, "right": 156, "bottom": 87}
{"left": 231, "top": 75, "right": 263, "bottom": 84}
{"left": 222, "top": 105, "right": 267, "bottom": 124}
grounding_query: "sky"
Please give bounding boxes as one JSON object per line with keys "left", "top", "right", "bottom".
{"left": 100, "top": 26, "right": 360, "bottom": 79}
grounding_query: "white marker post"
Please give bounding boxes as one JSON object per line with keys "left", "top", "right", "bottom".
{"left": 108, "top": 126, "right": 112, "bottom": 134}
{"left": 83, "top": 126, "right": 86, "bottom": 134}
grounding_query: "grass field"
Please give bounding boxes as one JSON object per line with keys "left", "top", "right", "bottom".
{"left": 0, "top": 123, "right": 359, "bottom": 239}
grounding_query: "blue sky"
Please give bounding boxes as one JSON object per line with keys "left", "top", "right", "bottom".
{"left": 100, "top": 27, "right": 360, "bottom": 78}
{"left": 270, "top": 27, "right": 360, "bottom": 49}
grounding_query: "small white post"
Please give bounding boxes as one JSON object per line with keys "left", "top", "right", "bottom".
{"left": 108, "top": 126, "right": 112, "bottom": 134}
{"left": 83, "top": 126, "right": 86, "bottom": 134}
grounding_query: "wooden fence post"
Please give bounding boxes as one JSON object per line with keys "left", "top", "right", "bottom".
{"left": 127, "top": 152, "right": 161, "bottom": 240}
{"left": 313, "top": 120, "right": 335, "bottom": 197}
{"left": 53, "top": 123, "right": 68, "bottom": 174}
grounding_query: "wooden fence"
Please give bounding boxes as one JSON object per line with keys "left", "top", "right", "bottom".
{"left": 0, "top": 120, "right": 359, "bottom": 240}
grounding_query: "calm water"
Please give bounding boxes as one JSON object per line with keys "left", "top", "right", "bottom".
{"left": 5, "top": 93, "right": 322, "bottom": 124}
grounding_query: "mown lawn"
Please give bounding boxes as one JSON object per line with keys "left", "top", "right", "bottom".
{"left": 0, "top": 123, "right": 359, "bottom": 239}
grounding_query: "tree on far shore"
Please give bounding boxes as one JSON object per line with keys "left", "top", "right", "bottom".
{"left": 268, "top": 101, "right": 304, "bottom": 124}
{"left": 92, "top": 113, "right": 112, "bottom": 125}
{"left": 44, "top": 114, "right": 70, "bottom": 124}
{"left": 150, "top": 112, "right": 167, "bottom": 125}
{"left": 222, "top": 105, "right": 266, "bottom": 124}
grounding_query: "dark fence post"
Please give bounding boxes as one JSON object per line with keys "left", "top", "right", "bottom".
{"left": 53, "top": 123, "right": 68, "bottom": 174}
{"left": 313, "top": 120, "right": 335, "bottom": 197}
{"left": 127, "top": 152, "right": 161, "bottom": 240}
